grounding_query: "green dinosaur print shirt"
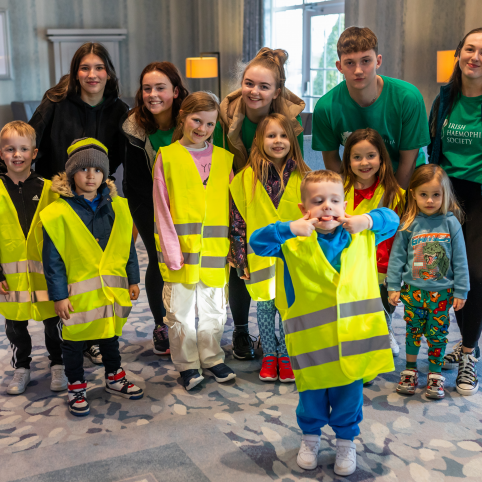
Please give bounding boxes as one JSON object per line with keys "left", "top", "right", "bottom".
{"left": 387, "top": 212, "right": 470, "bottom": 299}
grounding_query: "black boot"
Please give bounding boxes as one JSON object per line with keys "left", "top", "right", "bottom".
{"left": 232, "top": 324, "right": 255, "bottom": 360}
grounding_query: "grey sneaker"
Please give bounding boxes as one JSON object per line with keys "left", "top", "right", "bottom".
{"left": 50, "top": 365, "right": 68, "bottom": 392}
{"left": 456, "top": 353, "right": 479, "bottom": 396}
{"left": 425, "top": 373, "right": 445, "bottom": 399}
{"left": 7, "top": 368, "right": 31, "bottom": 395}
{"left": 443, "top": 341, "right": 462, "bottom": 370}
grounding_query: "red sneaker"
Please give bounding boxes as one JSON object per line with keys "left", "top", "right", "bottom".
{"left": 278, "top": 356, "right": 295, "bottom": 383}
{"left": 259, "top": 355, "right": 278, "bottom": 381}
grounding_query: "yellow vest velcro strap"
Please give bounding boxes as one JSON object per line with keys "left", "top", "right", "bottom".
{"left": 201, "top": 256, "right": 227, "bottom": 268}
{"left": 341, "top": 334, "right": 390, "bottom": 357}
{"left": 245, "top": 265, "right": 276, "bottom": 285}
{"left": 339, "top": 298, "right": 384, "bottom": 319}
{"left": 31, "top": 291, "right": 50, "bottom": 302}
{"left": 0, "top": 291, "right": 31, "bottom": 303}
{"left": 63, "top": 304, "right": 114, "bottom": 326}
{"left": 203, "top": 226, "right": 229, "bottom": 238}
{"left": 115, "top": 302, "right": 132, "bottom": 318}
{"left": 1, "top": 261, "right": 28, "bottom": 274}
{"left": 175, "top": 223, "right": 202, "bottom": 236}
{"left": 28, "top": 260, "right": 44, "bottom": 274}
{"left": 284, "top": 306, "right": 337, "bottom": 335}
{"left": 247, "top": 243, "right": 255, "bottom": 255}
{"left": 69, "top": 277, "right": 103, "bottom": 296}
{"left": 291, "top": 345, "right": 339, "bottom": 371}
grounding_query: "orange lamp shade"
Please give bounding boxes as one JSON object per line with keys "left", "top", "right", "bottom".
{"left": 186, "top": 57, "right": 218, "bottom": 78}
{"left": 437, "top": 50, "right": 456, "bottom": 83}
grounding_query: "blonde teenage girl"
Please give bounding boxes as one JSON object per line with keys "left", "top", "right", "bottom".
{"left": 387, "top": 165, "right": 469, "bottom": 399}
{"left": 213, "top": 47, "right": 305, "bottom": 361}
{"left": 230, "top": 113, "right": 310, "bottom": 382}
{"left": 153, "top": 92, "right": 235, "bottom": 391}
{"left": 341, "top": 128, "right": 405, "bottom": 358}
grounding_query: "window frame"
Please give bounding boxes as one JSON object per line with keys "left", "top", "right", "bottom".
{"left": 265, "top": 0, "right": 345, "bottom": 111}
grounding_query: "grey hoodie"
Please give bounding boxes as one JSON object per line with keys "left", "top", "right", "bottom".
{"left": 387, "top": 211, "right": 469, "bottom": 299}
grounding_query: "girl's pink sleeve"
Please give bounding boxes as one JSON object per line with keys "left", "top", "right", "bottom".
{"left": 153, "top": 151, "right": 183, "bottom": 270}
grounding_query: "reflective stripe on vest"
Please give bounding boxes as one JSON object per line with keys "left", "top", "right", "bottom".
{"left": 0, "top": 180, "right": 58, "bottom": 321}
{"left": 229, "top": 166, "right": 302, "bottom": 301}
{"left": 277, "top": 230, "right": 394, "bottom": 392}
{"left": 154, "top": 142, "right": 233, "bottom": 287}
{"left": 40, "top": 196, "right": 133, "bottom": 341}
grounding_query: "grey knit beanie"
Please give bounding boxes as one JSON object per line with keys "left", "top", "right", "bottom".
{"left": 65, "top": 138, "right": 109, "bottom": 182}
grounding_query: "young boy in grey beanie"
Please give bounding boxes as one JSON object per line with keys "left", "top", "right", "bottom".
{"left": 40, "top": 137, "right": 144, "bottom": 417}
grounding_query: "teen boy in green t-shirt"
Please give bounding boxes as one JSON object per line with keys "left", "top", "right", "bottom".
{"left": 312, "top": 26, "right": 430, "bottom": 189}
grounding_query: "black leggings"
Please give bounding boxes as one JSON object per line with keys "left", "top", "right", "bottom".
{"left": 229, "top": 266, "right": 252, "bottom": 328}
{"left": 127, "top": 197, "right": 165, "bottom": 325}
{"left": 450, "top": 177, "right": 482, "bottom": 350}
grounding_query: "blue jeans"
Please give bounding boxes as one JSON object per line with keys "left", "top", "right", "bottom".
{"left": 257, "top": 299, "right": 287, "bottom": 356}
{"left": 296, "top": 380, "right": 363, "bottom": 440}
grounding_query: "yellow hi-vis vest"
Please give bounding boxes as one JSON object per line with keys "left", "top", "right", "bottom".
{"left": 229, "top": 166, "right": 302, "bottom": 301}
{"left": 0, "top": 179, "right": 58, "bottom": 321}
{"left": 154, "top": 141, "right": 233, "bottom": 287}
{"left": 40, "top": 196, "right": 133, "bottom": 341}
{"left": 275, "top": 230, "right": 395, "bottom": 392}
{"left": 345, "top": 182, "right": 405, "bottom": 215}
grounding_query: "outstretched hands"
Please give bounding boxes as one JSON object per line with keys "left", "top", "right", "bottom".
{"left": 290, "top": 212, "right": 319, "bottom": 237}
{"left": 337, "top": 213, "right": 371, "bottom": 234}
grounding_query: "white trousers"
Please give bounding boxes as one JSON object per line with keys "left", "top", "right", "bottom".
{"left": 162, "top": 280, "right": 227, "bottom": 372}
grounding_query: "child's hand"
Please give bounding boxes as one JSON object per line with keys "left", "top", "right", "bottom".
{"left": 337, "top": 213, "right": 370, "bottom": 234}
{"left": 388, "top": 290, "right": 401, "bottom": 307}
{"left": 240, "top": 268, "right": 250, "bottom": 280}
{"left": 0, "top": 280, "right": 9, "bottom": 295}
{"left": 55, "top": 298, "right": 74, "bottom": 320}
{"left": 129, "top": 284, "right": 140, "bottom": 300}
{"left": 453, "top": 298, "right": 466, "bottom": 311}
{"left": 290, "top": 212, "right": 319, "bottom": 237}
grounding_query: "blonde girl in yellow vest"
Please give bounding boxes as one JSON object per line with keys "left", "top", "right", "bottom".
{"left": 341, "top": 128, "right": 405, "bottom": 360}
{"left": 230, "top": 113, "right": 310, "bottom": 382}
{"left": 153, "top": 92, "right": 235, "bottom": 391}
{"left": 213, "top": 47, "right": 306, "bottom": 362}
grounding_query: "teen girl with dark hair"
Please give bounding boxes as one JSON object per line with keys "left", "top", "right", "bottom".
{"left": 428, "top": 28, "right": 482, "bottom": 396}
{"left": 121, "top": 62, "right": 189, "bottom": 355}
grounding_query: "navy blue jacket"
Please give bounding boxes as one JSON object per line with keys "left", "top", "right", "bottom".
{"left": 428, "top": 82, "right": 482, "bottom": 165}
{"left": 43, "top": 182, "right": 140, "bottom": 302}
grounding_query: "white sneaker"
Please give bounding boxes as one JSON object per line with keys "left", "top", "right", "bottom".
{"left": 334, "top": 439, "right": 357, "bottom": 476}
{"left": 389, "top": 329, "right": 399, "bottom": 357}
{"left": 50, "top": 365, "right": 68, "bottom": 391}
{"left": 296, "top": 434, "right": 320, "bottom": 470}
{"left": 7, "top": 368, "right": 31, "bottom": 395}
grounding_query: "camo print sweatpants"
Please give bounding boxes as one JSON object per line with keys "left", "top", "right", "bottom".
{"left": 401, "top": 283, "right": 453, "bottom": 373}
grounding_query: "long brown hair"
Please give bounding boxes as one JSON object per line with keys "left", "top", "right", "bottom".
{"left": 45, "top": 43, "right": 119, "bottom": 102}
{"left": 242, "top": 47, "right": 289, "bottom": 115}
{"left": 243, "top": 113, "right": 310, "bottom": 199}
{"left": 400, "top": 164, "right": 463, "bottom": 231}
{"left": 341, "top": 128, "right": 404, "bottom": 211}
{"left": 129, "top": 62, "right": 189, "bottom": 134}
{"left": 430, "top": 28, "right": 482, "bottom": 136}
{"left": 171, "top": 92, "right": 220, "bottom": 143}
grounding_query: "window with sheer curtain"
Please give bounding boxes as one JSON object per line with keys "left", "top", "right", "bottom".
{"left": 265, "top": 0, "right": 345, "bottom": 112}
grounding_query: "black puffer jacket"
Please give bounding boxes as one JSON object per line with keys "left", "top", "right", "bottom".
{"left": 29, "top": 90, "right": 129, "bottom": 180}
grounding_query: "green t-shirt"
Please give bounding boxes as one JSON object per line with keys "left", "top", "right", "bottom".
{"left": 312, "top": 75, "right": 430, "bottom": 171}
{"left": 441, "top": 94, "right": 482, "bottom": 183}
{"left": 213, "top": 114, "right": 304, "bottom": 157}
{"left": 148, "top": 127, "right": 175, "bottom": 153}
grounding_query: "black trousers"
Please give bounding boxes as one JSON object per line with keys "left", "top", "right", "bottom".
{"left": 229, "top": 266, "right": 252, "bottom": 328}
{"left": 5, "top": 316, "right": 63, "bottom": 369}
{"left": 127, "top": 196, "right": 166, "bottom": 325}
{"left": 62, "top": 336, "right": 121, "bottom": 384}
{"left": 450, "top": 177, "right": 482, "bottom": 350}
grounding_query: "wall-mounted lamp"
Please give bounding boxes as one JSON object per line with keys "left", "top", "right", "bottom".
{"left": 437, "top": 50, "right": 456, "bottom": 83}
{"left": 186, "top": 52, "right": 221, "bottom": 98}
